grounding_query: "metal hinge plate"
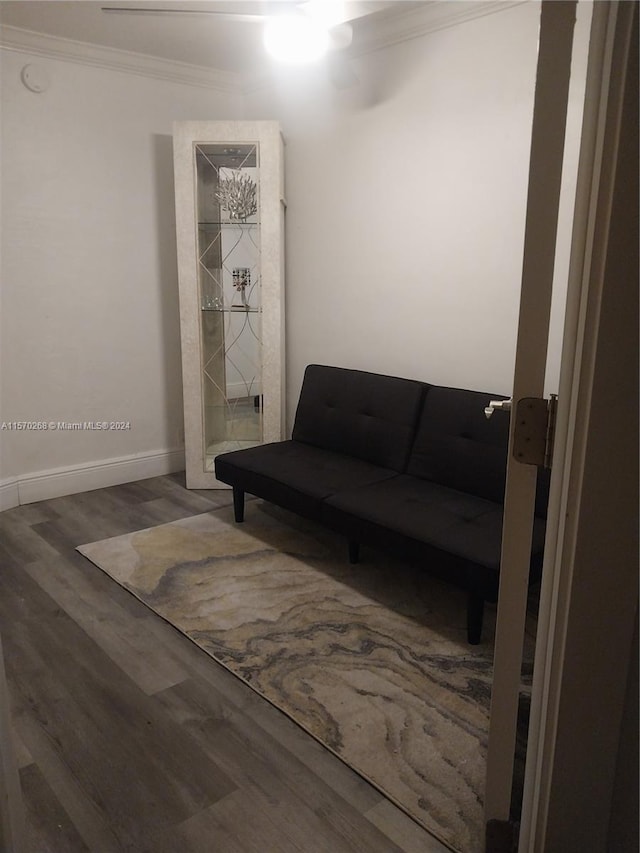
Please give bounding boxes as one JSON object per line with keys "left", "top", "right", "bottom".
{"left": 512, "top": 395, "right": 557, "bottom": 468}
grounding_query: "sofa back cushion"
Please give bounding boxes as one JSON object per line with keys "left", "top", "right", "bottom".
{"left": 407, "top": 385, "right": 551, "bottom": 516}
{"left": 407, "top": 386, "right": 511, "bottom": 504}
{"left": 292, "top": 364, "right": 428, "bottom": 472}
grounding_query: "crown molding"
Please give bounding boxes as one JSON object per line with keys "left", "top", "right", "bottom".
{"left": 351, "top": 0, "right": 530, "bottom": 57}
{"left": 1, "top": 2, "right": 529, "bottom": 97}
{"left": 0, "top": 24, "right": 241, "bottom": 93}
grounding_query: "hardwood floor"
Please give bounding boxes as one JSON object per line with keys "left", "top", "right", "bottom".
{"left": 0, "top": 474, "right": 450, "bottom": 853}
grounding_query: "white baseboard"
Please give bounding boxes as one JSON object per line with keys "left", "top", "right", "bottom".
{"left": 2, "top": 448, "right": 186, "bottom": 508}
{"left": 0, "top": 479, "right": 20, "bottom": 512}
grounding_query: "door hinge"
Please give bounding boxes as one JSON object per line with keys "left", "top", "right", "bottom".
{"left": 512, "top": 394, "right": 557, "bottom": 468}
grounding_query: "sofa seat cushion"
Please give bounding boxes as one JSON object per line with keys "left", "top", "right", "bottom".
{"left": 215, "top": 440, "right": 399, "bottom": 521}
{"left": 322, "top": 475, "right": 547, "bottom": 572}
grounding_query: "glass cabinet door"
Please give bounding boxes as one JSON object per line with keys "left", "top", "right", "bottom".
{"left": 173, "top": 122, "right": 284, "bottom": 488}
{"left": 196, "top": 143, "right": 262, "bottom": 471}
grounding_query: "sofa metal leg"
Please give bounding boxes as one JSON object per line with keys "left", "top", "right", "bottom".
{"left": 232, "top": 487, "right": 245, "bottom": 523}
{"left": 467, "top": 590, "right": 484, "bottom": 645}
{"left": 348, "top": 540, "right": 360, "bottom": 564}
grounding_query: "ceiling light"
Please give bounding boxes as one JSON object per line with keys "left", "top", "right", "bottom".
{"left": 263, "top": 15, "right": 330, "bottom": 64}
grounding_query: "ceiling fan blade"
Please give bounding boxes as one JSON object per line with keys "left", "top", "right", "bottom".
{"left": 101, "top": 7, "right": 266, "bottom": 22}
{"left": 100, "top": 2, "right": 358, "bottom": 57}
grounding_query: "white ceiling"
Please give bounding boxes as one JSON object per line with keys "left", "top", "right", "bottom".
{"left": 0, "top": 1, "right": 428, "bottom": 76}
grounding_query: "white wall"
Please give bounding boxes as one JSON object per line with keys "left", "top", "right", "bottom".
{"left": 244, "top": 1, "right": 590, "bottom": 432}
{"left": 245, "top": 3, "right": 541, "bottom": 429}
{"left": 0, "top": 47, "right": 241, "bottom": 497}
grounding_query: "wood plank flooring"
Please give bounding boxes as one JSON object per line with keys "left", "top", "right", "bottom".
{"left": 0, "top": 474, "right": 450, "bottom": 853}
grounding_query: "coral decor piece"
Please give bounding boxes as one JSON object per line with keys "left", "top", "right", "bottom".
{"left": 215, "top": 170, "right": 257, "bottom": 222}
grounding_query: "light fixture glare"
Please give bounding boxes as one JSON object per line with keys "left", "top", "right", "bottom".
{"left": 263, "top": 15, "right": 329, "bottom": 64}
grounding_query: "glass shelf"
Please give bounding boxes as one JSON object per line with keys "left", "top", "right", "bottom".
{"left": 201, "top": 306, "right": 260, "bottom": 313}
{"left": 198, "top": 221, "right": 258, "bottom": 228}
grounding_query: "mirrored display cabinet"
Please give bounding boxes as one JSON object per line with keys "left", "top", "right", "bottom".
{"left": 173, "top": 121, "right": 285, "bottom": 488}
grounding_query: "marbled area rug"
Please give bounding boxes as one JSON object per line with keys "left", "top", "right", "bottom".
{"left": 78, "top": 500, "right": 533, "bottom": 853}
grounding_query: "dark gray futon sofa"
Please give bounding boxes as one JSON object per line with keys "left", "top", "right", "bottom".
{"left": 215, "top": 364, "right": 549, "bottom": 643}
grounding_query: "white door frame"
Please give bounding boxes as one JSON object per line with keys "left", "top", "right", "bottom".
{"left": 519, "top": 1, "right": 638, "bottom": 848}
{"left": 485, "top": 0, "right": 637, "bottom": 846}
{"left": 484, "top": 0, "right": 579, "bottom": 826}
